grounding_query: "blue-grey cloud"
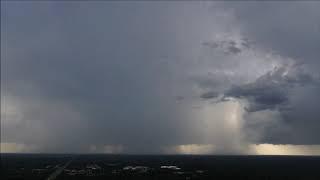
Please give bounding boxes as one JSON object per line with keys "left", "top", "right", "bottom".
{"left": 2, "top": 2, "right": 202, "bottom": 153}
{"left": 2, "top": 1, "right": 320, "bottom": 153}
{"left": 224, "top": 65, "right": 316, "bottom": 112}
{"left": 197, "top": 1, "right": 320, "bottom": 145}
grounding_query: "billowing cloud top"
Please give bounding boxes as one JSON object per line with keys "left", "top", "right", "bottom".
{"left": 1, "top": 2, "right": 320, "bottom": 154}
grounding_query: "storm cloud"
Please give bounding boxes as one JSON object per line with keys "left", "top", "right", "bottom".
{"left": 2, "top": 1, "right": 320, "bottom": 154}
{"left": 224, "top": 64, "right": 317, "bottom": 112}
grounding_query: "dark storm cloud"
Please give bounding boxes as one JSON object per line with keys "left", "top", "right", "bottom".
{"left": 200, "top": 91, "right": 219, "bottom": 100}
{"left": 202, "top": 38, "right": 249, "bottom": 55}
{"left": 1, "top": 2, "right": 202, "bottom": 153}
{"left": 203, "top": 63, "right": 320, "bottom": 144}
{"left": 225, "top": 65, "right": 316, "bottom": 112}
{"left": 243, "top": 84, "right": 320, "bottom": 145}
{"left": 208, "top": 62, "right": 320, "bottom": 145}
{"left": 210, "top": 2, "right": 320, "bottom": 145}
{"left": 224, "top": 2, "right": 320, "bottom": 67}
{"left": 2, "top": 1, "right": 320, "bottom": 153}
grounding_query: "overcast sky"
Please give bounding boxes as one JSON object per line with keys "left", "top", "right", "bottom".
{"left": 1, "top": 1, "right": 320, "bottom": 155}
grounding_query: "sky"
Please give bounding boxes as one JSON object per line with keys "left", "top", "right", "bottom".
{"left": 1, "top": 1, "right": 320, "bottom": 155}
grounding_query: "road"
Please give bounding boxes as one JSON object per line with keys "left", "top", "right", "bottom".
{"left": 46, "top": 157, "right": 74, "bottom": 180}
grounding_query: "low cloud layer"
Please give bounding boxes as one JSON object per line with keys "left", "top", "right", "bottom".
{"left": 2, "top": 2, "right": 320, "bottom": 154}
{"left": 224, "top": 64, "right": 317, "bottom": 112}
